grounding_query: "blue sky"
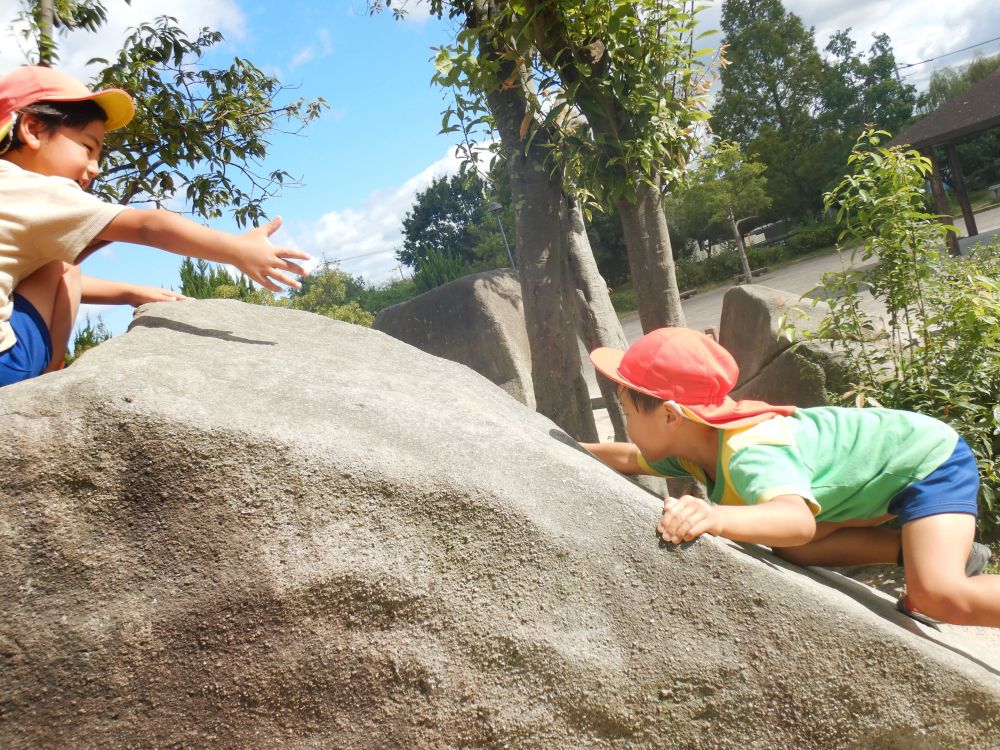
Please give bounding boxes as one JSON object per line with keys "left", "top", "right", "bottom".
{"left": 2, "top": 0, "right": 999, "bottom": 338}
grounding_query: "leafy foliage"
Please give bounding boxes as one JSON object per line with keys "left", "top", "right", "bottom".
{"left": 287, "top": 263, "right": 374, "bottom": 326}
{"left": 16, "top": 0, "right": 121, "bottom": 65}
{"left": 432, "top": 0, "right": 717, "bottom": 210}
{"left": 178, "top": 258, "right": 276, "bottom": 305}
{"left": 713, "top": 0, "right": 915, "bottom": 221}
{"left": 398, "top": 168, "right": 507, "bottom": 270}
{"left": 810, "top": 129, "right": 1000, "bottom": 538}
{"left": 90, "top": 17, "right": 326, "bottom": 227}
{"left": 65, "top": 314, "right": 111, "bottom": 365}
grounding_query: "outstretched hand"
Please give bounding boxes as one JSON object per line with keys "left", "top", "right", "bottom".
{"left": 126, "top": 285, "right": 188, "bottom": 307}
{"left": 657, "top": 495, "right": 721, "bottom": 544}
{"left": 234, "top": 216, "right": 311, "bottom": 292}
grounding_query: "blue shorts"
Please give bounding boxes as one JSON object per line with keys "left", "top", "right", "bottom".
{"left": 888, "top": 437, "right": 980, "bottom": 523}
{"left": 0, "top": 294, "right": 53, "bottom": 387}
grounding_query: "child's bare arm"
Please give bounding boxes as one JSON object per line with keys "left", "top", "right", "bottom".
{"left": 657, "top": 494, "right": 816, "bottom": 547}
{"left": 97, "top": 210, "right": 309, "bottom": 292}
{"left": 580, "top": 442, "right": 649, "bottom": 475}
{"left": 81, "top": 275, "right": 186, "bottom": 306}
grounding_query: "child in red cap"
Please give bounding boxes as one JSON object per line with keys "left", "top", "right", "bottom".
{"left": 583, "top": 327, "right": 999, "bottom": 628}
{"left": 0, "top": 66, "right": 309, "bottom": 386}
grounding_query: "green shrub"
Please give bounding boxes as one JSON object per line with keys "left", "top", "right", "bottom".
{"left": 412, "top": 250, "right": 472, "bottom": 294}
{"left": 785, "top": 223, "right": 838, "bottom": 255}
{"left": 810, "top": 129, "right": 1000, "bottom": 540}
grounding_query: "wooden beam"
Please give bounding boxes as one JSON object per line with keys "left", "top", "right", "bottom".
{"left": 925, "top": 147, "right": 960, "bottom": 256}
{"left": 946, "top": 142, "right": 978, "bottom": 237}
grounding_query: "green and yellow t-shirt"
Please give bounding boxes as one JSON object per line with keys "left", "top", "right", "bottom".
{"left": 638, "top": 406, "right": 959, "bottom": 522}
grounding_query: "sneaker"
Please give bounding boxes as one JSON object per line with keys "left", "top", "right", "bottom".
{"left": 966, "top": 542, "right": 992, "bottom": 577}
{"left": 896, "top": 595, "right": 942, "bottom": 630}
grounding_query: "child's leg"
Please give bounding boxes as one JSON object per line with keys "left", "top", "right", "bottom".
{"left": 903, "top": 513, "right": 1000, "bottom": 626}
{"left": 14, "top": 261, "right": 81, "bottom": 372}
{"left": 772, "top": 520, "right": 899, "bottom": 567}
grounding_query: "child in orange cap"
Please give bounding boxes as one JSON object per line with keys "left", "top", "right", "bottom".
{"left": 0, "top": 66, "right": 309, "bottom": 386}
{"left": 583, "top": 327, "right": 999, "bottom": 628}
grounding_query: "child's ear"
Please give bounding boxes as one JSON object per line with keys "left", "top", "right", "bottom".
{"left": 15, "top": 115, "right": 46, "bottom": 151}
{"left": 661, "top": 402, "right": 683, "bottom": 426}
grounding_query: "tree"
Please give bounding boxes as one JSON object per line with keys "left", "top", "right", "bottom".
{"left": 714, "top": 0, "right": 824, "bottom": 145}
{"left": 287, "top": 263, "right": 374, "bottom": 326}
{"left": 18, "top": 1, "right": 326, "bottom": 229}
{"left": 693, "top": 142, "right": 771, "bottom": 283}
{"left": 16, "top": 0, "right": 118, "bottom": 66}
{"left": 713, "top": 0, "right": 827, "bottom": 220}
{"left": 714, "top": 2, "right": 915, "bottom": 222}
{"left": 514, "top": 0, "right": 718, "bottom": 333}
{"left": 918, "top": 52, "right": 1000, "bottom": 114}
{"left": 820, "top": 31, "right": 916, "bottom": 138}
{"left": 178, "top": 258, "right": 276, "bottom": 305}
{"left": 422, "top": 0, "right": 642, "bottom": 440}
{"left": 398, "top": 169, "right": 499, "bottom": 269}
{"left": 65, "top": 314, "right": 111, "bottom": 364}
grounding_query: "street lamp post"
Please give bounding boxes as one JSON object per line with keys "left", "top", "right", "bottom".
{"left": 487, "top": 201, "right": 516, "bottom": 269}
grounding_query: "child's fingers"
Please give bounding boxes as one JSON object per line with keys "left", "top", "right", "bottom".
{"left": 264, "top": 215, "right": 283, "bottom": 236}
{"left": 267, "top": 270, "right": 303, "bottom": 290}
{"left": 278, "top": 258, "right": 307, "bottom": 278}
{"left": 277, "top": 248, "right": 312, "bottom": 261}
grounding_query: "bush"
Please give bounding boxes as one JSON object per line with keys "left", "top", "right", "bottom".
{"left": 784, "top": 223, "right": 838, "bottom": 255}
{"left": 810, "top": 129, "right": 1000, "bottom": 541}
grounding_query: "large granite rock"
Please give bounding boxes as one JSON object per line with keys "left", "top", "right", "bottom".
{"left": 374, "top": 268, "right": 534, "bottom": 408}
{"left": 720, "top": 284, "right": 850, "bottom": 406}
{"left": 2, "top": 299, "right": 999, "bottom": 749}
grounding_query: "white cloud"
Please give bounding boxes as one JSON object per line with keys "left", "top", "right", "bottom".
{"left": 302, "top": 144, "right": 471, "bottom": 283}
{"left": 1, "top": 0, "right": 246, "bottom": 77}
{"left": 288, "top": 28, "right": 333, "bottom": 70}
{"left": 698, "top": 0, "right": 1000, "bottom": 91}
{"left": 394, "top": 0, "right": 434, "bottom": 24}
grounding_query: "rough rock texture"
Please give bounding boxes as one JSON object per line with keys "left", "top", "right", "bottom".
{"left": 720, "top": 284, "right": 849, "bottom": 406}
{"left": 374, "top": 268, "right": 534, "bottom": 408}
{"left": 2, "top": 299, "right": 999, "bottom": 750}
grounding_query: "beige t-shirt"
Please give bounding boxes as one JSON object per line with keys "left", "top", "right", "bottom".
{"left": 0, "top": 159, "right": 126, "bottom": 353}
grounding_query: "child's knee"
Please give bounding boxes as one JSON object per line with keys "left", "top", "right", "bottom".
{"left": 907, "top": 579, "right": 977, "bottom": 625}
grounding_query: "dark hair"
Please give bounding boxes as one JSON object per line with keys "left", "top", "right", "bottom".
{"left": 619, "top": 385, "right": 666, "bottom": 414}
{"left": 2, "top": 99, "right": 107, "bottom": 154}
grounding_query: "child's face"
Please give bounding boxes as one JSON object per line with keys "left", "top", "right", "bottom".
{"left": 22, "top": 117, "right": 106, "bottom": 190}
{"left": 619, "top": 387, "right": 677, "bottom": 462}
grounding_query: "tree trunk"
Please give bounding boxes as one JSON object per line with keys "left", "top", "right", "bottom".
{"left": 475, "top": 12, "right": 597, "bottom": 442}
{"left": 565, "top": 196, "right": 628, "bottom": 442}
{"left": 37, "top": 0, "right": 55, "bottom": 67}
{"left": 730, "top": 209, "right": 753, "bottom": 284}
{"left": 616, "top": 177, "right": 687, "bottom": 332}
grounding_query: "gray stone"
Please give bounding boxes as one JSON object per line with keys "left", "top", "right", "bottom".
{"left": 720, "top": 284, "right": 855, "bottom": 406}
{"left": 374, "top": 268, "right": 534, "bottom": 408}
{"left": 719, "top": 284, "right": 830, "bottom": 387}
{"left": 2, "top": 299, "right": 999, "bottom": 749}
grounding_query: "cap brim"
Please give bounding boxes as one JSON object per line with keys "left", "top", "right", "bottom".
{"left": 89, "top": 89, "right": 134, "bottom": 130}
{"left": 590, "top": 346, "right": 794, "bottom": 429}
{"left": 37, "top": 87, "right": 135, "bottom": 131}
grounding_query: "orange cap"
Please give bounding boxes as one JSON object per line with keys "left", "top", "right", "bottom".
{"left": 590, "top": 327, "right": 795, "bottom": 428}
{"left": 0, "top": 66, "right": 134, "bottom": 142}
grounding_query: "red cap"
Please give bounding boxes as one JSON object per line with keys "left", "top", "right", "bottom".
{"left": 0, "top": 66, "right": 134, "bottom": 142}
{"left": 590, "top": 327, "right": 795, "bottom": 428}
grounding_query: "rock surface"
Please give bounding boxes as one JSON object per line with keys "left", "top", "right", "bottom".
{"left": 720, "top": 284, "right": 850, "bottom": 406}
{"left": 2, "top": 299, "right": 999, "bottom": 750}
{"left": 374, "top": 268, "right": 534, "bottom": 408}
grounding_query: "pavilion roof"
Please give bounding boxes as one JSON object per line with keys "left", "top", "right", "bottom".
{"left": 889, "top": 67, "right": 1000, "bottom": 149}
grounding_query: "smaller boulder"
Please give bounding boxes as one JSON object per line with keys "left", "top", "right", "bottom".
{"left": 374, "top": 269, "right": 534, "bottom": 408}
